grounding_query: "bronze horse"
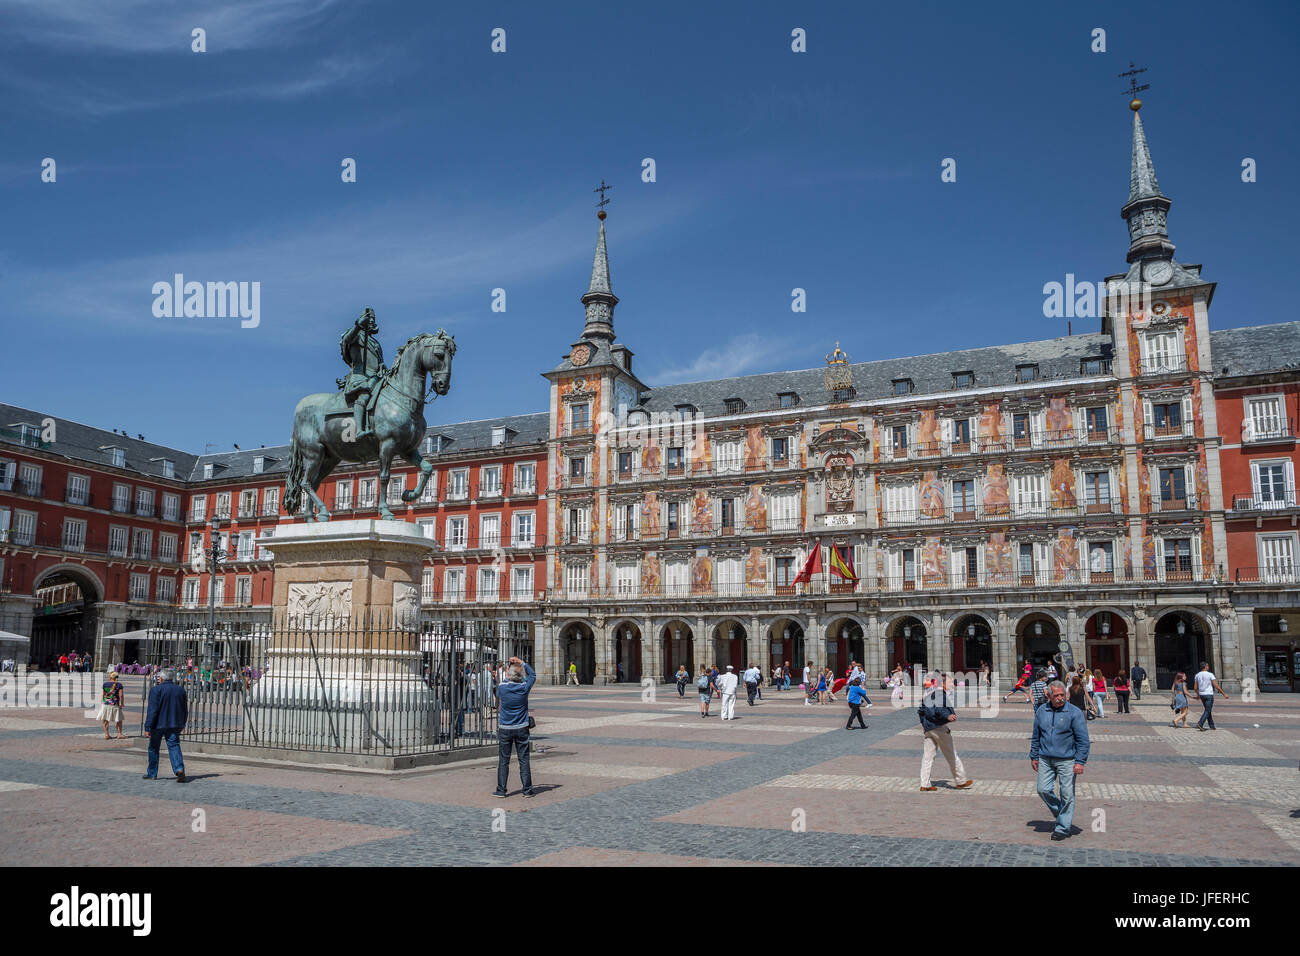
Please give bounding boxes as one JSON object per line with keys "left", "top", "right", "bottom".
{"left": 284, "top": 330, "right": 455, "bottom": 521}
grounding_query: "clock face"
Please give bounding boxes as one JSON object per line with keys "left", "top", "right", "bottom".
{"left": 1144, "top": 260, "right": 1173, "bottom": 286}
{"left": 570, "top": 345, "right": 591, "bottom": 367}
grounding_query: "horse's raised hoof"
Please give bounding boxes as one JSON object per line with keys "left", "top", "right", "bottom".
{"left": 401, "top": 491, "right": 417, "bottom": 502}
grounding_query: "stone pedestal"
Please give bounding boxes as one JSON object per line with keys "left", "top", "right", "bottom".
{"left": 250, "top": 520, "right": 438, "bottom": 752}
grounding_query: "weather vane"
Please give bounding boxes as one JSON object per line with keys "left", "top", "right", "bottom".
{"left": 1119, "top": 61, "right": 1149, "bottom": 110}
{"left": 594, "top": 179, "right": 612, "bottom": 219}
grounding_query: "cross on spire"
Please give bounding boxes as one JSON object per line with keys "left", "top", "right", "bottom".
{"left": 1119, "top": 61, "right": 1149, "bottom": 105}
{"left": 593, "top": 179, "right": 612, "bottom": 217}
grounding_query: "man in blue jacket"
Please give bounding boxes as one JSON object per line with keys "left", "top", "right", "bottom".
{"left": 143, "top": 669, "right": 188, "bottom": 783}
{"left": 493, "top": 656, "right": 536, "bottom": 798}
{"left": 1030, "top": 680, "right": 1090, "bottom": 841}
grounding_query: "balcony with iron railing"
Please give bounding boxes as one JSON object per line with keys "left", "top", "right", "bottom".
{"left": 1146, "top": 492, "right": 1201, "bottom": 514}
{"left": 1140, "top": 357, "right": 1190, "bottom": 377}
{"left": 881, "top": 499, "right": 1123, "bottom": 526}
{"left": 1231, "top": 490, "right": 1298, "bottom": 513}
{"left": 556, "top": 472, "right": 592, "bottom": 490}
{"left": 420, "top": 585, "right": 548, "bottom": 605}
{"left": 0, "top": 530, "right": 183, "bottom": 564}
{"left": 884, "top": 428, "right": 1110, "bottom": 463}
{"left": 440, "top": 530, "right": 546, "bottom": 552}
{"left": 1242, "top": 417, "right": 1296, "bottom": 445}
{"left": 1235, "top": 565, "right": 1298, "bottom": 585}
{"left": 507, "top": 481, "right": 537, "bottom": 497}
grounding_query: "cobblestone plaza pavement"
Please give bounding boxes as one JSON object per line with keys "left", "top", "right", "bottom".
{"left": 2, "top": 681, "right": 1298, "bottom": 868}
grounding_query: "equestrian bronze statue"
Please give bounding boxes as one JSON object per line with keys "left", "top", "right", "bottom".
{"left": 284, "top": 309, "right": 456, "bottom": 521}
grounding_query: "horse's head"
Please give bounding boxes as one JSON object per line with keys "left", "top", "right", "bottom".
{"left": 422, "top": 329, "right": 456, "bottom": 396}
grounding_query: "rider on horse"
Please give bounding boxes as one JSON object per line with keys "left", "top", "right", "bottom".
{"left": 338, "top": 308, "right": 385, "bottom": 440}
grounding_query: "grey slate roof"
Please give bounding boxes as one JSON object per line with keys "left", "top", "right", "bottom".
{"left": 635, "top": 331, "right": 1116, "bottom": 418}
{"left": 0, "top": 403, "right": 196, "bottom": 482}
{"left": 1210, "top": 322, "right": 1300, "bottom": 377}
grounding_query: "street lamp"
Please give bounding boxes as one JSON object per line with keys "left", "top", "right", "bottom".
{"left": 1099, "top": 612, "right": 1111, "bottom": 635}
{"left": 1034, "top": 621, "right": 1043, "bottom": 636}
{"left": 966, "top": 622, "right": 976, "bottom": 638}
{"left": 205, "top": 514, "right": 227, "bottom": 675}
{"left": 903, "top": 624, "right": 912, "bottom": 639}
{"left": 1176, "top": 619, "right": 1186, "bottom": 636}
{"left": 1280, "top": 618, "right": 1290, "bottom": 633}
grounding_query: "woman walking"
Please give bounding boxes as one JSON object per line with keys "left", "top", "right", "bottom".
{"left": 675, "top": 664, "right": 689, "bottom": 698}
{"left": 815, "top": 667, "right": 828, "bottom": 704}
{"left": 1093, "top": 670, "right": 1107, "bottom": 718}
{"left": 96, "top": 670, "right": 127, "bottom": 739}
{"left": 1171, "top": 671, "right": 1191, "bottom": 728}
{"left": 1113, "top": 671, "right": 1131, "bottom": 714}
{"left": 889, "top": 664, "right": 906, "bottom": 703}
{"left": 697, "top": 666, "right": 712, "bottom": 718}
{"left": 1067, "top": 674, "right": 1089, "bottom": 715}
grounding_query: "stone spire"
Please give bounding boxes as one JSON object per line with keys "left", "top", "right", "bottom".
{"left": 580, "top": 212, "right": 618, "bottom": 341}
{"left": 1120, "top": 105, "right": 1175, "bottom": 264}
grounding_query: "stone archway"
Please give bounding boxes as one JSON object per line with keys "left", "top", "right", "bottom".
{"left": 711, "top": 619, "right": 749, "bottom": 673}
{"left": 30, "top": 564, "right": 104, "bottom": 669}
{"left": 1083, "top": 609, "right": 1130, "bottom": 680}
{"left": 610, "top": 619, "right": 642, "bottom": 683}
{"left": 660, "top": 619, "right": 695, "bottom": 683}
{"left": 823, "top": 616, "right": 866, "bottom": 678}
{"left": 1153, "top": 611, "right": 1212, "bottom": 690}
{"left": 766, "top": 617, "right": 805, "bottom": 679}
{"left": 950, "top": 613, "right": 993, "bottom": 674}
{"left": 1014, "top": 612, "right": 1061, "bottom": 674}
{"left": 559, "top": 621, "right": 597, "bottom": 685}
{"left": 885, "top": 615, "right": 928, "bottom": 672}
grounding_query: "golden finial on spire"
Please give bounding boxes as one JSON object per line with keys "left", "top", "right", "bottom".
{"left": 826, "top": 341, "right": 849, "bottom": 365}
{"left": 1119, "top": 61, "right": 1149, "bottom": 111}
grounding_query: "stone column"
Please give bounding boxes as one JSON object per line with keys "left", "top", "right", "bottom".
{"left": 534, "top": 620, "right": 554, "bottom": 684}
{"left": 993, "top": 609, "right": 1014, "bottom": 691}
{"left": 1233, "top": 604, "right": 1255, "bottom": 697}
{"left": 865, "top": 612, "right": 885, "bottom": 680}
{"left": 753, "top": 615, "right": 770, "bottom": 676}
{"left": 929, "top": 611, "right": 946, "bottom": 674}
{"left": 643, "top": 617, "right": 662, "bottom": 684}
{"left": 593, "top": 620, "right": 612, "bottom": 685}
{"left": 1133, "top": 606, "right": 1154, "bottom": 688}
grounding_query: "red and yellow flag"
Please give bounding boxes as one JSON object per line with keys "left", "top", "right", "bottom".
{"left": 828, "top": 543, "right": 857, "bottom": 582}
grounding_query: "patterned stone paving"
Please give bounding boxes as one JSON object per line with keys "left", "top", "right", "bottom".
{"left": 0, "top": 684, "right": 1297, "bottom": 866}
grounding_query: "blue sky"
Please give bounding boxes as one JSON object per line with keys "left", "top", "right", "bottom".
{"left": 2, "top": 0, "right": 1297, "bottom": 453}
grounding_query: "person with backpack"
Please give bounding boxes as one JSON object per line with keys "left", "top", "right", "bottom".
{"left": 696, "top": 666, "right": 712, "bottom": 718}
{"left": 918, "top": 673, "right": 974, "bottom": 792}
{"left": 676, "top": 665, "right": 690, "bottom": 698}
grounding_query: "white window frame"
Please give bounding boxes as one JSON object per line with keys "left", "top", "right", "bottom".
{"left": 61, "top": 517, "right": 86, "bottom": 553}
{"left": 1257, "top": 533, "right": 1298, "bottom": 583}
{"left": 131, "top": 528, "right": 152, "bottom": 560}
{"left": 513, "top": 511, "right": 535, "bottom": 547}
{"left": 191, "top": 494, "right": 207, "bottom": 522}
{"left": 477, "top": 566, "right": 499, "bottom": 603}
{"left": 480, "top": 513, "right": 501, "bottom": 549}
{"left": 262, "top": 486, "right": 279, "bottom": 516}
{"left": 512, "top": 565, "right": 534, "bottom": 602}
{"left": 615, "top": 562, "right": 639, "bottom": 598}
{"left": 129, "top": 573, "right": 150, "bottom": 602}
{"left": 215, "top": 491, "right": 231, "bottom": 519}
{"left": 238, "top": 488, "right": 257, "bottom": 517}
{"left": 257, "top": 528, "right": 275, "bottom": 560}
{"left": 156, "top": 577, "right": 176, "bottom": 604}
{"left": 158, "top": 533, "right": 178, "bottom": 562}
{"left": 66, "top": 473, "right": 89, "bottom": 506}
{"left": 0, "top": 458, "right": 14, "bottom": 491}
{"left": 565, "top": 562, "right": 589, "bottom": 598}
{"left": 444, "top": 568, "right": 466, "bottom": 601}
{"left": 480, "top": 464, "right": 502, "bottom": 497}
{"left": 358, "top": 478, "right": 377, "bottom": 508}
{"left": 111, "top": 481, "right": 131, "bottom": 513}
{"left": 1250, "top": 459, "right": 1294, "bottom": 509}
{"left": 513, "top": 462, "right": 536, "bottom": 494}
{"left": 1243, "top": 394, "right": 1286, "bottom": 442}
{"left": 334, "top": 480, "right": 352, "bottom": 510}
{"left": 162, "top": 493, "right": 180, "bottom": 520}
{"left": 448, "top": 468, "right": 469, "bottom": 501}
{"left": 183, "top": 578, "right": 201, "bottom": 607}
{"left": 234, "top": 575, "right": 253, "bottom": 606}
{"left": 446, "top": 516, "right": 467, "bottom": 551}
{"left": 1140, "top": 329, "right": 1186, "bottom": 375}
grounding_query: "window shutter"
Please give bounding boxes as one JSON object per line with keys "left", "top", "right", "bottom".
{"left": 1143, "top": 399, "right": 1153, "bottom": 440}
{"left": 1154, "top": 537, "right": 1165, "bottom": 581}
{"left": 889, "top": 550, "right": 901, "bottom": 588}
{"left": 1191, "top": 536, "right": 1202, "bottom": 579}
{"left": 1181, "top": 396, "right": 1194, "bottom": 436}
{"left": 950, "top": 548, "right": 964, "bottom": 584}
{"left": 941, "top": 418, "right": 952, "bottom": 445}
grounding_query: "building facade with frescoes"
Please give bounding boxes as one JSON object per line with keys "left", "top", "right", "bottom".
{"left": 2, "top": 100, "right": 1296, "bottom": 691}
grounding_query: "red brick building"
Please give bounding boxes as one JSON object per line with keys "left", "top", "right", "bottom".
{"left": 1214, "top": 343, "right": 1300, "bottom": 691}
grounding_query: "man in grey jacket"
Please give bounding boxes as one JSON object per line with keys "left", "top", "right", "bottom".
{"left": 1030, "top": 680, "right": 1090, "bottom": 841}
{"left": 918, "top": 673, "right": 974, "bottom": 792}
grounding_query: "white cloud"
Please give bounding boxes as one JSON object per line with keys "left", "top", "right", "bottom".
{"left": 3, "top": 0, "right": 343, "bottom": 53}
{"left": 646, "top": 332, "right": 793, "bottom": 385}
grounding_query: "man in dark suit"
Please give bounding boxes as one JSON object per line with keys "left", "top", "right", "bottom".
{"left": 1130, "top": 661, "right": 1147, "bottom": 701}
{"left": 143, "top": 669, "right": 188, "bottom": 783}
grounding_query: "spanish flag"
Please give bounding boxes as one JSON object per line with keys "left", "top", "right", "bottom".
{"left": 792, "top": 542, "right": 822, "bottom": 584}
{"left": 828, "top": 543, "right": 858, "bottom": 582}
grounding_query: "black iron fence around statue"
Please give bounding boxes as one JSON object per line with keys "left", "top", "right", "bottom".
{"left": 134, "top": 614, "right": 533, "bottom": 758}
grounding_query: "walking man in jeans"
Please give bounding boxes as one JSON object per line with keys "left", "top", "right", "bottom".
{"left": 493, "top": 656, "right": 536, "bottom": 797}
{"left": 143, "top": 669, "right": 188, "bottom": 783}
{"left": 918, "top": 673, "right": 974, "bottom": 792}
{"left": 1194, "top": 662, "right": 1227, "bottom": 731}
{"left": 1030, "top": 680, "right": 1089, "bottom": 841}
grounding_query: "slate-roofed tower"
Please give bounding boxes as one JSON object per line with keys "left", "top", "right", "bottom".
{"left": 1122, "top": 105, "right": 1176, "bottom": 265}
{"left": 580, "top": 211, "right": 618, "bottom": 342}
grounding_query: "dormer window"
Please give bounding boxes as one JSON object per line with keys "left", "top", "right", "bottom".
{"left": 161, "top": 459, "right": 174, "bottom": 479}
{"left": 203, "top": 463, "right": 214, "bottom": 480}
{"left": 1081, "top": 358, "right": 1106, "bottom": 376}
{"left": 491, "top": 427, "right": 506, "bottom": 447}
{"left": 778, "top": 392, "right": 799, "bottom": 409}
{"left": 111, "top": 448, "right": 126, "bottom": 468}
{"left": 832, "top": 387, "right": 856, "bottom": 402}
{"left": 724, "top": 398, "right": 746, "bottom": 415}
{"left": 18, "top": 423, "right": 41, "bottom": 448}
{"left": 1016, "top": 364, "right": 1039, "bottom": 383}
{"left": 953, "top": 371, "right": 974, "bottom": 389}
{"left": 892, "top": 378, "right": 913, "bottom": 396}
{"left": 253, "top": 456, "right": 265, "bottom": 474}
{"left": 675, "top": 404, "right": 697, "bottom": 419}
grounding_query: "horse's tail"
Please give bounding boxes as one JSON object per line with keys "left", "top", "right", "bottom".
{"left": 284, "top": 431, "right": 305, "bottom": 515}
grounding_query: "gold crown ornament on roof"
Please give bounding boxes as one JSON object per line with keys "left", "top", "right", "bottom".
{"left": 823, "top": 342, "right": 853, "bottom": 391}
